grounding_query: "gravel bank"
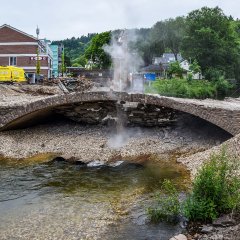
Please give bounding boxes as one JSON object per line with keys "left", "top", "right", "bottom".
{"left": 178, "top": 133, "right": 240, "bottom": 178}
{"left": 0, "top": 119, "right": 230, "bottom": 165}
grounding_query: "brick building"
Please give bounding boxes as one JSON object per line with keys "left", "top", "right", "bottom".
{"left": 0, "top": 24, "right": 53, "bottom": 81}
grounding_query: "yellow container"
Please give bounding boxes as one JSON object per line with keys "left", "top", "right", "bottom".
{"left": 0, "top": 66, "right": 26, "bottom": 83}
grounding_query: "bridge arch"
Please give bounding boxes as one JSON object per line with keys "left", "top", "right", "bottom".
{"left": 0, "top": 91, "right": 239, "bottom": 135}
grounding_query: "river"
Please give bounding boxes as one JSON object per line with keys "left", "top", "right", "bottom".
{"left": 0, "top": 156, "right": 189, "bottom": 240}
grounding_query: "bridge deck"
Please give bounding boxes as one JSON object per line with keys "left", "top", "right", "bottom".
{"left": 1, "top": 90, "right": 240, "bottom": 135}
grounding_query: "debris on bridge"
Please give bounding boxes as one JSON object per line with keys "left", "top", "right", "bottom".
{"left": 43, "top": 76, "right": 94, "bottom": 93}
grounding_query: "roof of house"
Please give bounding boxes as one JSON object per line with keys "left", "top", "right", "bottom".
{"left": 0, "top": 24, "right": 37, "bottom": 41}
{"left": 140, "top": 64, "right": 168, "bottom": 72}
{"left": 153, "top": 53, "right": 183, "bottom": 65}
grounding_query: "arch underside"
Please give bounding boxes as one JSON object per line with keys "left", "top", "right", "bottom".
{"left": 0, "top": 92, "right": 236, "bottom": 135}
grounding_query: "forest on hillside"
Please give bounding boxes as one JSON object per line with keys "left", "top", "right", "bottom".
{"left": 54, "top": 7, "right": 240, "bottom": 83}
{"left": 52, "top": 33, "right": 96, "bottom": 67}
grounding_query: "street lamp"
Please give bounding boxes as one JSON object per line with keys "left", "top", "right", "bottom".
{"left": 36, "top": 26, "right": 40, "bottom": 37}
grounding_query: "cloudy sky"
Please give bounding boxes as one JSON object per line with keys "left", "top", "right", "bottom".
{"left": 0, "top": 0, "right": 238, "bottom": 40}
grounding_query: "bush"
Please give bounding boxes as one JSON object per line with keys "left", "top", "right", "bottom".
{"left": 184, "top": 149, "right": 240, "bottom": 222}
{"left": 145, "top": 77, "right": 232, "bottom": 99}
{"left": 204, "top": 67, "right": 225, "bottom": 82}
{"left": 214, "top": 76, "right": 233, "bottom": 98}
{"left": 145, "top": 78, "right": 216, "bottom": 99}
{"left": 147, "top": 179, "right": 181, "bottom": 223}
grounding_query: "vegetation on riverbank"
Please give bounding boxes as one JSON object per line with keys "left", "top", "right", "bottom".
{"left": 145, "top": 78, "right": 232, "bottom": 99}
{"left": 184, "top": 149, "right": 240, "bottom": 222}
{"left": 147, "top": 179, "right": 180, "bottom": 223}
{"left": 148, "top": 149, "right": 240, "bottom": 223}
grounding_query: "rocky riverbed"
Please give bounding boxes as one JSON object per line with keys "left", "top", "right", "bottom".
{"left": 0, "top": 116, "right": 230, "bottom": 165}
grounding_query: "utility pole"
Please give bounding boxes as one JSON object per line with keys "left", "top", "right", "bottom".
{"left": 36, "top": 26, "right": 41, "bottom": 75}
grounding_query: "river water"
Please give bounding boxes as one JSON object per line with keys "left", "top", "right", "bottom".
{"left": 0, "top": 156, "right": 189, "bottom": 240}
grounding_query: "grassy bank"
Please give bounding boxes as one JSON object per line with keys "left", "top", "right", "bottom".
{"left": 145, "top": 78, "right": 232, "bottom": 99}
{"left": 148, "top": 149, "right": 240, "bottom": 223}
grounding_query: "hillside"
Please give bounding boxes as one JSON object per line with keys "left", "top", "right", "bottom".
{"left": 52, "top": 33, "right": 96, "bottom": 66}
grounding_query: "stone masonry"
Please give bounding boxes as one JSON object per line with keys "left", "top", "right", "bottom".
{"left": 1, "top": 91, "right": 240, "bottom": 135}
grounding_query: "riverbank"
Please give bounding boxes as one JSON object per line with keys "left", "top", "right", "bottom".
{"left": 178, "top": 132, "right": 240, "bottom": 178}
{"left": 176, "top": 132, "right": 240, "bottom": 240}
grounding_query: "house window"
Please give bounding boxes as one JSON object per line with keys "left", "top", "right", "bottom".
{"left": 9, "top": 57, "right": 17, "bottom": 66}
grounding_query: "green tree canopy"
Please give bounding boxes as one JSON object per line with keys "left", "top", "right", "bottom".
{"left": 84, "top": 31, "right": 111, "bottom": 69}
{"left": 52, "top": 34, "right": 95, "bottom": 62}
{"left": 182, "top": 7, "right": 240, "bottom": 79}
{"left": 151, "top": 17, "right": 186, "bottom": 60}
{"left": 168, "top": 61, "right": 184, "bottom": 78}
{"left": 189, "top": 59, "right": 201, "bottom": 74}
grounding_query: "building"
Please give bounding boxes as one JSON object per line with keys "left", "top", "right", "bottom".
{"left": 0, "top": 24, "right": 53, "bottom": 82}
{"left": 50, "top": 43, "right": 64, "bottom": 77}
{"left": 140, "top": 53, "right": 184, "bottom": 78}
{"left": 153, "top": 53, "right": 183, "bottom": 65}
{"left": 180, "top": 60, "right": 202, "bottom": 80}
{"left": 50, "top": 45, "right": 58, "bottom": 77}
{"left": 142, "top": 53, "right": 202, "bottom": 79}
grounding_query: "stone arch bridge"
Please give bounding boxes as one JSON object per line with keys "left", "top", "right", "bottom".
{"left": 1, "top": 91, "right": 240, "bottom": 136}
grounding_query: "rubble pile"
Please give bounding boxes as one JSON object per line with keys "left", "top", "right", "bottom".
{"left": 74, "top": 76, "right": 94, "bottom": 92}
{"left": 42, "top": 77, "right": 94, "bottom": 92}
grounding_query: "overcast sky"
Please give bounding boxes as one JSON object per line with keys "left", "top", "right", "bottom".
{"left": 0, "top": 0, "right": 239, "bottom": 40}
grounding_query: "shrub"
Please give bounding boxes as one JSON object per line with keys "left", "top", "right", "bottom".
{"left": 214, "top": 76, "right": 233, "bottom": 98}
{"left": 147, "top": 179, "right": 181, "bottom": 223}
{"left": 145, "top": 77, "right": 233, "bottom": 99}
{"left": 204, "top": 67, "right": 225, "bottom": 82}
{"left": 145, "top": 78, "right": 216, "bottom": 99}
{"left": 168, "top": 62, "right": 184, "bottom": 78}
{"left": 184, "top": 148, "right": 240, "bottom": 222}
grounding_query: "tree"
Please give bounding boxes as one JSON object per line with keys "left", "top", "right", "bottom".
{"left": 84, "top": 31, "right": 111, "bottom": 69}
{"left": 72, "top": 63, "right": 80, "bottom": 67}
{"left": 78, "top": 55, "right": 87, "bottom": 67}
{"left": 189, "top": 59, "right": 201, "bottom": 74}
{"left": 52, "top": 33, "right": 96, "bottom": 63}
{"left": 61, "top": 50, "right": 65, "bottom": 75}
{"left": 168, "top": 61, "right": 184, "bottom": 78}
{"left": 182, "top": 7, "right": 240, "bottom": 79}
{"left": 150, "top": 17, "right": 186, "bottom": 60}
{"left": 36, "top": 47, "right": 41, "bottom": 75}
{"left": 64, "top": 54, "right": 71, "bottom": 67}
